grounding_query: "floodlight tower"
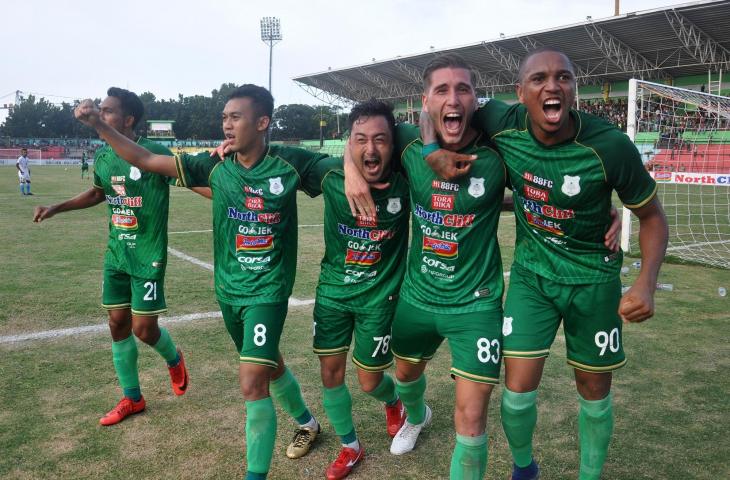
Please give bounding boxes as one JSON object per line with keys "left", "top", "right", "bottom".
{"left": 260, "top": 17, "right": 283, "bottom": 96}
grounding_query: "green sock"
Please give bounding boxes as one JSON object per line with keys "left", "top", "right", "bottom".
{"left": 270, "top": 367, "right": 312, "bottom": 424}
{"left": 152, "top": 327, "right": 179, "bottom": 366}
{"left": 245, "top": 397, "right": 277, "bottom": 478}
{"left": 366, "top": 374, "right": 398, "bottom": 405}
{"left": 449, "top": 433, "right": 488, "bottom": 480}
{"left": 396, "top": 374, "right": 427, "bottom": 424}
{"left": 112, "top": 335, "right": 140, "bottom": 400}
{"left": 578, "top": 392, "right": 613, "bottom": 480}
{"left": 323, "top": 384, "right": 356, "bottom": 442}
{"left": 501, "top": 387, "right": 538, "bottom": 468}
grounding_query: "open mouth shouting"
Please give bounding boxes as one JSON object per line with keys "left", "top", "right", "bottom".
{"left": 443, "top": 112, "right": 463, "bottom": 135}
{"left": 362, "top": 154, "right": 382, "bottom": 180}
{"left": 543, "top": 98, "right": 563, "bottom": 124}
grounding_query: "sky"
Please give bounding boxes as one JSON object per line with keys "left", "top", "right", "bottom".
{"left": 0, "top": 0, "right": 697, "bottom": 121}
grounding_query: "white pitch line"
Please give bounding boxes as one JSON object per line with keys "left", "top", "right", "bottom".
{"left": 0, "top": 312, "right": 223, "bottom": 345}
{"left": 166, "top": 247, "right": 315, "bottom": 306}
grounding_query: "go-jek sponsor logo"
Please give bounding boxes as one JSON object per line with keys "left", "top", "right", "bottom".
{"left": 422, "top": 236, "right": 458, "bottom": 258}
{"left": 106, "top": 195, "right": 143, "bottom": 207}
{"left": 112, "top": 214, "right": 138, "bottom": 230}
{"left": 525, "top": 212, "right": 564, "bottom": 235}
{"left": 521, "top": 199, "right": 575, "bottom": 220}
{"left": 414, "top": 204, "right": 475, "bottom": 227}
{"left": 227, "top": 207, "right": 281, "bottom": 224}
{"left": 338, "top": 224, "right": 394, "bottom": 241}
{"left": 236, "top": 235, "right": 274, "bottom": 252}
{"left": 345, "top": 249, "right": 381, "bottom": 266}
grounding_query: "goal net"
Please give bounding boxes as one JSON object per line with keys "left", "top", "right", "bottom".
{"left": 0, "top": 148, "right": 42, "bottom": 161}
{"left": 622, "top": 79, "right": 730, "bottom": 269}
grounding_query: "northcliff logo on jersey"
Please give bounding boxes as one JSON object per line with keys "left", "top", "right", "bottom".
{"left": 431, "top": 194, "right": 454, "bottom": 211}
{"left": 129, "top": 166, "right": 142, "bottom": 181}
{"left": 524, "top": 185, "right": 549, "bottom": 203}
{"left": 414, "top": 204, "right": 475, "bottom": 228}
{"left": 106, "top": 195, "right": 143, "bottom": 207}
{"left": 561, "top": 175, "right": 581, "bottom": 196}
{"left": 345, "top": 249, "right": 381, "bottom": 266}
{"left": 269, "top": 177, "right": 284, "bottom": 195}
{"left": 246, "top": 197, "right": 264, "bottom": 210}
{"left": 386, "top": 198, "right": 402, "bottom": 214}
{"left": 521, "top": 199, "right": 575, "bottom": 220}
{"left": 236, "top": 235, "right": 274, "bottom": 252}
{"left": 432, "top": 179, "right": 459, "bottom": 192}
{"left": 227, "top": 207, "right": 281, "bottom": 224}
{"left": 467, "top": 177, "right": 485, "bottom": 198}
{"left": 355, "top": 215, "right": 377, "bottom": 227}
{"left": 244, "top": 185, "right": 264, "bottom": 195}
{"left": 523, "top": 172, "right": 554, "bottom": 189}
{"left": 525, "top": 212, "right": 564, "bottom": 236}
{"left": 422, "top": 236, "right": 459, "bottom": 258}
{"left": 338, "top": 224, "right": 394, "bottom": 241}
{"left": 112, "top": 214, "right": 138, "bottom": 230}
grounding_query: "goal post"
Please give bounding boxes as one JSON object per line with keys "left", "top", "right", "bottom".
{"left": 622, "top": 78, "right": 730, "bottom": 269}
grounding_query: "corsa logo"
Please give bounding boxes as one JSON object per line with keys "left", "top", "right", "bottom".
{"left": 422, "top": 236, "right": 458, "bottom": 258}
{"left": 236, "top": 235, "right": 274, "bottom": 252}
{"left": 345, "top": 249, "right": 381, "bottom": 266}
{"left": 246, "top": 197, "right": 264, "bottom": 210}
{"left": 112, "top": 214, "right": 138, "bottom": 230}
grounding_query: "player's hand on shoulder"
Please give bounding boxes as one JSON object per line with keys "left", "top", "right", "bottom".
{"left": 33, "top": 205, "right": 53, "bottom": 223}
{"left": 211, "top": 139, "right": 235, "bottom": 159}
{"left": 618, "top": 284, "right": 654, "bottom": 323}
{"left": 74, "top": 99, "right": 101, "bottom": 127}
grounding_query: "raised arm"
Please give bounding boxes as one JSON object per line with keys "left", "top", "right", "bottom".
{"left": 33, "top": 187, "right": 105, "bottom": 222}
{"left": 618, "top": 197, "right": 668, "bottom": 322}
{"left": 343, "top": 138, "right": 376, "bottom": 218}
{"left": 74, "top": 100, "right": 178, "bottom": 178}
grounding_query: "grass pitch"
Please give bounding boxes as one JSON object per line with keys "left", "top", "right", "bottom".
{"left": 1, "top": 166, "right": 728, "bottom": 479}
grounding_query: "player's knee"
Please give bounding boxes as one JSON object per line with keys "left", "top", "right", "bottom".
{"left": 132, "top": 323, "right": 159, "bottom": 345}
{"left": 575, "top": 373, "right": 611, "bottom": 400}
{"left": 320, "top": 364, "right": 346, "bottom": 388}
{"left": 239, "top": 373, "right": 270, "bottom": 400}
{"left": 356, "top": 369, "right": 383, "bottom": 393}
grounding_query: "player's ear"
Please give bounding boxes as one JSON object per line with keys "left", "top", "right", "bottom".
{"left": 257, "top": 115, "right": 271, "bottom": 132}
{"left": 516, "top": 83, "right": 524, "bottom": 104}
{"left": 124, "top": 115, "right": 136, "bottom": 130}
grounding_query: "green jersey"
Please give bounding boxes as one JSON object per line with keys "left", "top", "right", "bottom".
{"left": 174, "top": 145, "right": 329, "bottom": 306}
{"left": 398, "top": 124, "right": 506, "bottom": 314}
{"left": 474, "top": 100, "right": 657, "bottom": 283}
{"left": 93, "top": 137, "right": 173, "bottom": 279}
{"left": 315, "top": 160, "right": 410, "bottom": 314}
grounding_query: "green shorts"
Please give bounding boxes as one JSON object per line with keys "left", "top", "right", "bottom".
{"left": 219, "top": 301, "right": 288, "bottom": 369}
{"left": 313, "top": 301, "right": 394, "bottom": 372}
{"left": 502, "top": 263, "right": 626, "bottom": 372}
{"left": 102, "top": 267, "right": 167, "bottom": 316}
{"left": 391, "top": 298, "right": 502, "bottom": 385}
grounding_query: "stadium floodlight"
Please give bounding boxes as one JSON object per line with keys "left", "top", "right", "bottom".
{"left": 260, "top": 17, "right": 282, "bottom": 95}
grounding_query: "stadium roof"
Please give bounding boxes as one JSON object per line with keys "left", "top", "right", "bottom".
{"left": 293, "top": 0, "right": 730, "bottom": 104}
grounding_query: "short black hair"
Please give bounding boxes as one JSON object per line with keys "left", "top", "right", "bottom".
{"left": 348, "top": 99, "right": 395, "bottom": 138}
{"left": 517, "top": 47, "right": 574, "bottom": 83}
{"left": 106, "top": 87, "right": 144, "bottom": 129}
{"left": 227, "top": 84, "right": 274, "bottom": 120}
{"left": 422, "top": 54, "right": 477, "bottom": 91}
